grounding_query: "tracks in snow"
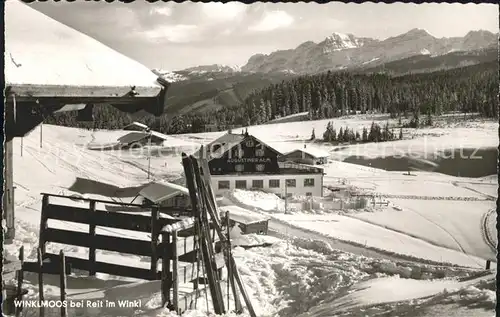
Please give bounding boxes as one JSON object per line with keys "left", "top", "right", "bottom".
{"left": 481, "top": 209, "right": 497, "bottom": 254}
{"left": 451, "top": 181, "right": 497, "bottom": 201}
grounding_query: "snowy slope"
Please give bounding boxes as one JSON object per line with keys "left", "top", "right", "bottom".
{"left": 304, "top": 272, "right": 495, "bottom": 317}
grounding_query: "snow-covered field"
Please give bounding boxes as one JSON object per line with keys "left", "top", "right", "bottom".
{"left": 5, "top": 114, "right": 497, "bottom": 317}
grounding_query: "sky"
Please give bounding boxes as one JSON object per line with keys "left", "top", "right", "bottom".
{"left": 25, "top": 1, "right": 499, "bottom": 71}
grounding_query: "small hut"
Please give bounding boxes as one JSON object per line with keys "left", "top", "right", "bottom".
{"left": 220, "top": 205, "right": 270, "bottom": 235}
{"left": 281, "top": 145, "right": 329, "bottom": 165}
{"left": 138, "top": 180, "right": 191, "bottom": 209}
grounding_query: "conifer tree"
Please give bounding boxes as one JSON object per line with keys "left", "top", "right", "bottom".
{"left": 323, "top": 122, "right": 334, "bottom": 141}
{"left": 362, "top": 127, "right": 368, "bottom": 142}
{"left": 343, "top": 126, "right": 350, "bottom": 142}
{"left": 383, "top": 122, "right": 390, "bottom": 141}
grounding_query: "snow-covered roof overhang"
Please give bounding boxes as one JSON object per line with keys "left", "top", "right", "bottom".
{"left": 4, "top": 0, "right": 168, "bottom": 108}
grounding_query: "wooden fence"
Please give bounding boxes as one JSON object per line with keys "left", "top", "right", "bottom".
{"left": 22, "top": 193, "right": 224, "bottom": 315}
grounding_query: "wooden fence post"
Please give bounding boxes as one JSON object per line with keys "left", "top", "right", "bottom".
{"left": 172, "top": 230, "right": 179, "bottom": 314}
{"left": 37, "top": 248, "right": 45, "bottom": 317}
{"left": 161, "top": 232, "right": 171, "bottom": 307}
{"left": 15, "top": 246, "right": 24, "bottom": 317}
{"left": 151, "top": 206, "right": 159, "bottom": 277}
{"left": 59, "top": 251, "right": 67, "bottom": 317}
{"left": 193, "top": 232, "right": 199, "bottom": 292}
{"left": 225, "top": 212, "right": 242, "bottom": 313}
{"left": 88, "top": 201, "right": 96, "bottom": 276}
{"left": 226, "top": 213, "right": 231, "bottom": 311}
{"left": 39, "top": 195, "right": 49, "bottom": 256}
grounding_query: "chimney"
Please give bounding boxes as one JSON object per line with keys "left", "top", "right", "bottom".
{"left": 228, "top": 128, "right": 232, "bottom": 134}
{"left": 245, "top": 128, "right": 249, "bottom": 137}
{"left": 304, "top": 144, "right": 307, "bottom": 149}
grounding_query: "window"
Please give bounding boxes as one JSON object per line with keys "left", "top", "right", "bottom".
{"left": 286, "top": 179, "right": 296, "bottom": 187}
{"left": 255, "top": 149, "right": 265, "bottom": 157}
{"left": 210, "top": 143, "right": 224, "bottom": 159}
{"left": 252, "top": 179, "right": 264, "bottom": 188}
{"left": 269, "top": 179, "right": 280, "bottom": 188}
{"left": 213, "top": 144, "right": 222, "bottom": 152}
{"left": 286, "top": 193, "right": 293, "bottom": 198}
{"left": 235, "top": 180, "right": 247, "bottom": 189}
{"left": 245, "top": 140, "right": 254, "bottom": 147}
{"left": 255, "top": 164, "right": 265, "bottom": 172}
{"left": 304, "top": 178, "right": 315, "bottom": 187}
{"left": 237, "top": 148, "right": 244, "bottom": 158}
{"left": 213, "top": 167, "right": 222, "bottom": 173}
{"left": 218, "top": 181, "right": 230, "bottom": 190}
{"left": 235, "top": 164, "right": 244, "bottom": 172}
{"left": 306, "top": 192, "right": 312, "bottom": 197}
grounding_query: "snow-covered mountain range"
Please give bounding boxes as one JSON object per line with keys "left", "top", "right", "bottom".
{"left": 180, "top": 64, "right": 241, "bottom": 74}
{"left": 240, "top": 28, "right": 497, "bottom": 74}
{"left": 153, "top": 29, "right": 497, "bottom": 82}
{"left": 151, "top": 68, "right": 188, "bottom": 82}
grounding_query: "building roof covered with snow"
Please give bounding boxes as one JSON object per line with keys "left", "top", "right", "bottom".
{"left": 5, "top": 0, "right": 164, "bottom": 92}
{"left": 139, "top": 180, "right": 189, "bottom": 204}
{"left": 123, "top": 122, "right": 150, "bottom": 132}
{"left": 220, "top": 205, "right": 270, "bottom": 225}
{"left": 280, "top": 145, "right": 330, "bottom": 165}
{"left": 117, "top": 130, "right": 169, "bottom": 146}
{"left": 193, "top": 132, "right": 245, "bottom": 159}
{"left": 193, "top": 130, "right": 283, "bottom": 161}
{"left": 150, "top": 130, "right": 169, "bottom": 141}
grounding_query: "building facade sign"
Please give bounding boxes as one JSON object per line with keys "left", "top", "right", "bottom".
{"left": 227, "top": 157, "right": 271, "bottom": 164}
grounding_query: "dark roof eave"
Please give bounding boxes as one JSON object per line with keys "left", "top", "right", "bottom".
{"left": 5, "top": 77, "right": 170, "bottom": 116}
